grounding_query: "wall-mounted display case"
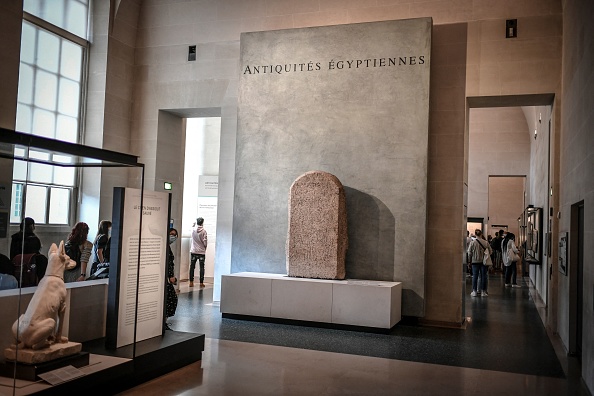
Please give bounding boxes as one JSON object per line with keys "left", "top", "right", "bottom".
{"left": 519, "top": 206, "right": 543, "bottom": 267}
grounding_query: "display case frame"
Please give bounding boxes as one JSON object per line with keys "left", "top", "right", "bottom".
{"left": 0, "top": 129, "right": 142, "bottom": 391}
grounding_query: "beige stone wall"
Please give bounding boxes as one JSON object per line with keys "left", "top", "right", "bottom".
{"left": 466, "top": 13, "right": 562, "bottom": 97}
{"left": 525, "top": 105, "right": 552, "bottom": 304}
{"left": 468, "top": 107, "right": 531, "bottom": 226}
{"left": 488, "top": 176, "right": 525, "bottom": 238}
{"left": 81, "top": 1, "right": 141, "bottom": 233}
{"left": 424, "top": 23, "right": 467, "bottom": 323}
{"left": 559, "top": 0, "right": 594, "bottom": 390}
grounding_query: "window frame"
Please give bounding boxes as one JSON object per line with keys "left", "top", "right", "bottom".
{"left": 11, "top": 11, "right": 90, "bottom": 226}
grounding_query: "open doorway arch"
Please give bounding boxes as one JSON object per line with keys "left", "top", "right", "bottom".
{"left": 155, "top": 107, "right": 222, "bottom": 292}
{"left": 466, "top": 93, "right": 557, "bottom": 326}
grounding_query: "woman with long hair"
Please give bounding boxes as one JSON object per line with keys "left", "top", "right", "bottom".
{"left": 502, "top": 232, "right": 521, "bottom": 288}
{"left": 64, "top": 222, "right": 93, "bottom": 283}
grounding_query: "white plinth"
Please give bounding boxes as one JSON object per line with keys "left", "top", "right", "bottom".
{"left": 221, "top": 272, "right": 401, "bottom": 329}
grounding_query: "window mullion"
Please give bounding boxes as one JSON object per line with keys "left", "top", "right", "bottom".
{"left": 23, "top": 11, "right": 87, "bottom": 47}
{"left": 45, "top": 185, "right": 51, "bottom": 223}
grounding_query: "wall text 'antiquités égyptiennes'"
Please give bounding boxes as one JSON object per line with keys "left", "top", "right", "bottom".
{"left": 243, "top": 56, "right": 426, "bottom": 75}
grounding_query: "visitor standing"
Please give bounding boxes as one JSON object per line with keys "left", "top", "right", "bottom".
{"left": 190, "top": 217, "right": 208, "bottom": 288}
{"left": 467, "top": 229, "right": 491, "bottom": 297}
{"left": 502, "top": 232, "right": 521, "bottom": 288}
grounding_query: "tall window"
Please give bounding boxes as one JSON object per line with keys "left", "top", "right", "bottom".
{"left": 11, "top": 0, "right": 90, "bottom": 225}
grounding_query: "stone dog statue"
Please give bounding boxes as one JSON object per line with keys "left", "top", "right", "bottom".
{"left": 11, "top": 241, "right": 76, "bottom": 350}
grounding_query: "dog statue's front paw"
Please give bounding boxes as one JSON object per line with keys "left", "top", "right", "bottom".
{"left": 59, "top": 336, "right": 69, "bottom": 343}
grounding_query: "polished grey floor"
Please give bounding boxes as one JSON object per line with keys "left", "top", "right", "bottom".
{"left": 118, "top": 274, "right": 590, "bottom": 395}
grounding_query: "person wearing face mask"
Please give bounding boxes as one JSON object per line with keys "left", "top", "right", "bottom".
{"left": 90, "top": 220, "right": 112, "bottom": 277}
{"left": 165, "top": 228, "right": 179, "bottom": 329}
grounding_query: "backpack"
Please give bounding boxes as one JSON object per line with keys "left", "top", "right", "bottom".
{"left": 64, "top": 242, "right": 81, "bottom": 267}
{"left": 477, "top": 239, "right": 492, "bottom": 266}
{"left": 506, "top": 242, "right": 520, "bottom": 263}
{"left": 490, "top": 236, "right": 502, "bottom": 252}
{"left": 90, "top": 235, "right": 110, "bottom": 279}
{"left": 12, "top": 253, "right": 38, "bottom": 287}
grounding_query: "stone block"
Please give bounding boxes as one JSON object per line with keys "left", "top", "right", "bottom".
{"left": 4, "top": 341, "right": 82, "bottom": 364}
{"left": 286, "top": 171, "right": 347, "bottom": 279}
{"left": 220, "top": 272, "right": 272, "bottom": 317}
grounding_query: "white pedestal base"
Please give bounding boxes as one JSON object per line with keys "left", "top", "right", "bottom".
{"left": 221, "top": 272, "right": 401, "bottom": 329}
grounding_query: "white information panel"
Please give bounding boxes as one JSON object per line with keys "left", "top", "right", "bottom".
{"left": 198, "top": 176, "right": 218, "bottom": 277}
{"left": 117, "top": 188, "right": 169, "bottom": 347}
{"left": 198, "top": 175, "right": 218, "bottom": 197}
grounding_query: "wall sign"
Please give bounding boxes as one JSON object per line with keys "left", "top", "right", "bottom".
{"left": 106, "top": 188, "right": 170, "bottom": 348}
{"left": 235, "top": 18, "right": 432, "bottom": 317}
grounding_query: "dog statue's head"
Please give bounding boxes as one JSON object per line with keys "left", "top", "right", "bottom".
{"left": 47, "top": 241, "right": 77, "bottom": 277}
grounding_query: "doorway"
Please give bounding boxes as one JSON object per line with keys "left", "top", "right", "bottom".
{"left": 466, "top": 217, "right": 484, "bottom": 236}
{"left": 569, "top": 201, "right": 584, "bottom": 363}
{"left": 180, "top": 117, "right": 221, "bottom": 286}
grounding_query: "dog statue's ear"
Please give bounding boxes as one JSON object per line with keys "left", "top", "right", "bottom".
{"left": 58, "top": 240, "right": 65, "bottom": 255}
{"left": 49, "top": 243, "right": 58, "bottom": 256}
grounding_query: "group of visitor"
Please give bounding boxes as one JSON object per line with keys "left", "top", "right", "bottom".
{"left": 467, "top": 228, "right": 521, "bottom": 297}
{"left": 1, "top": 215, "right": 209, "bottom": 333}
{"left": 0, "top": 218, "right": 112, "bottom": 290}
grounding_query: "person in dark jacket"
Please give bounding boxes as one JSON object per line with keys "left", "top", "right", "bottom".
{"left": 490, "top": 229, "right": 505, "bottom": 271}
{"left": 165, "top": 228, "right": 179, "bottom": 329}
{"left": 10, "top": 217, "right": 47, "bottom": 284}
{"left": 91, "top": 220, "right": 112, "bottom": 276}
{"left": 10, "top": 217, "right": 42, "bottom": 260}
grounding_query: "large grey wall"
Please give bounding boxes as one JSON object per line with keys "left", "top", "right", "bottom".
{"left": 233, "top": 18, "right": 431, "bottom": 316}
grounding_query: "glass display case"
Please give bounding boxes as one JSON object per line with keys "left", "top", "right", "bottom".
{"left": 0, "top": 129, "right": 147, "bottom": 391}
{"left": 519, "top": 205, "right": 543, "bottom": 266}
{"left": 1, "top": 129, "right": 204, "bottom": 393}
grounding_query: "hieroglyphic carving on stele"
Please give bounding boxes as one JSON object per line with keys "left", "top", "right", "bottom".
{"left": 286, "top": 171, "right": 347, "bottom": 279}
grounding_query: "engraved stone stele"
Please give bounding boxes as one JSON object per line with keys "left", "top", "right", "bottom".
{"left": 286, "top": 171, "right": 348, "bottom": 279}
